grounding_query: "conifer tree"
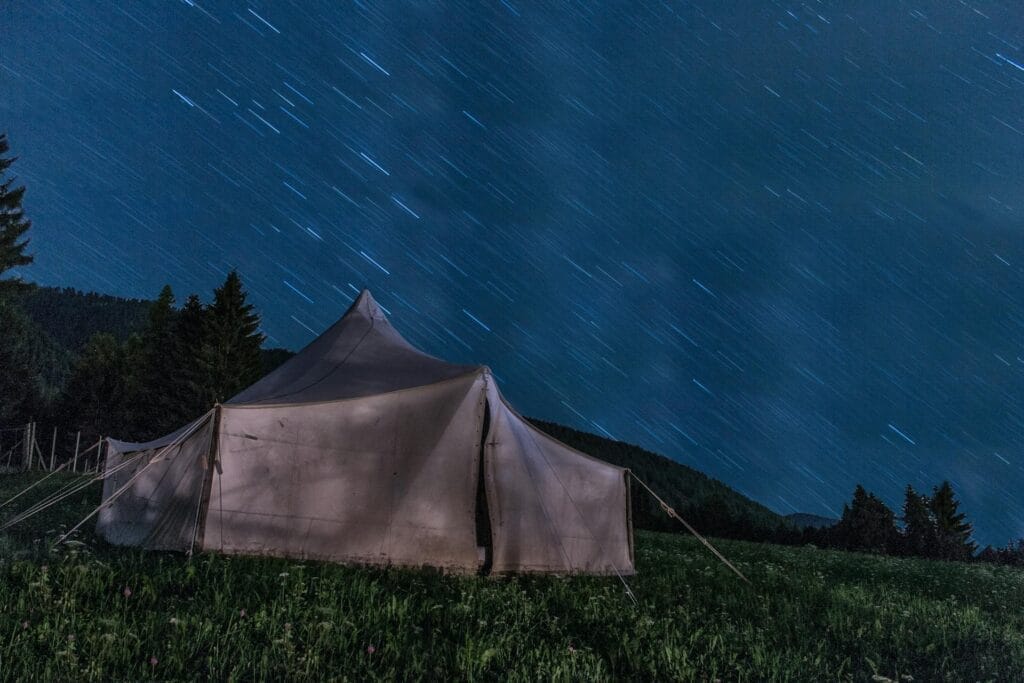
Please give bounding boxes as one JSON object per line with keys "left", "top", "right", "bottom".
{"left": 199, "top": 270, "right": 264, "bottom": 404}
{"left": 930, "top": 481, "right": 976, "bottom": 561}
{"left": 0, "top": 133, "right": 33, "bottom": 294}
{"left": 900, "top": 485, "right": 937, "bottom": 558}
{"left": 57, "top": 333, "right": 129, "bottom": 441}
{"left": 0, "top": 298, "right": 43, "bottom": 423}
{"left": 130, "top": 285, "right": 180, "bottom": 438}
{"left": 835, "top": 484, "right": 899, "bottom": 554}
{"left": 170, "top": 293, "right": 210, "bottom": 420}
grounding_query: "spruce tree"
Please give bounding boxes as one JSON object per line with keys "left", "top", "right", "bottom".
{"left": 835, "top": 485, "right": 899, "bottom": 554}
{"left": 0, "top": 133, "right": 33, "bottom": 294}
{"left": 930, "top": 481, "right": 976, "bottom": 561}
{"left": 0, "top": 298, "right": 43, "bottom": 423}
{"left": 130, "top": 285, "right": 180, "bottom": 438}
{"left": 170, "top": 293, "right": 210, "bottom": 420}
{"left": 56, "top": 333, "right": 129, "bottom": 441}
{"left": 900, "top": 485, "right": 937, "bottom": 558}
{"left": 199, "top": 270, "right": 264, "bottom": 404}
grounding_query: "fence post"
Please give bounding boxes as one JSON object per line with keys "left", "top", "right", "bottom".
{"left": 25, "top": 422, "right": 33, "bottom": 471}
{"left": 49, "top": 427, "right": 57, "bottom": 471}
{"left": 73, "top": 431, "right": 81, "bottom": 472}
{"left": 32, "top": 425, "right": 44, "bottom": 471}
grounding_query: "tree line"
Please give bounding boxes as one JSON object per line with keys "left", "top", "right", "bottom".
{"left": 0, "top": 132, "right": 267, "bottom": 444}
{"left": 791, "top": 481, "right": 1024, "bottom": 567}
{"left": 52, "top": 276, "right": 266, "bottom": 443}
{"left": 791, "top": 482, "right": 975, "bottom": 561}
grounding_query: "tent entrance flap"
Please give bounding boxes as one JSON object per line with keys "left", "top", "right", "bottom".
{"left": 475, "top": 398, "right": 492, "bottom": 573}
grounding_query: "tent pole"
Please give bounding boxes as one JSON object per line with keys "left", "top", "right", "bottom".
{"left": 190, "top": 406, "right": 221, "bottom": 556}
{"left": 72, "top": 432, "right": 80, "bottom": 472}
{"left": 49, "top": 427, "right": 57, "bottom": 471}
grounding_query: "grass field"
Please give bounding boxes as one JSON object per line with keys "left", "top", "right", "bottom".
{"left": 1, "top": 472, "right": 1022, "bottom": 681}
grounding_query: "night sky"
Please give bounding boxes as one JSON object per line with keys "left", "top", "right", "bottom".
{"left": 3, "top": 1, "right": 1024, "bottom": 546}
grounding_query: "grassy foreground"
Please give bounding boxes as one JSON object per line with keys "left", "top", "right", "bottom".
{"left": 0, "top": 473, "right": 1022, "bottom": 681}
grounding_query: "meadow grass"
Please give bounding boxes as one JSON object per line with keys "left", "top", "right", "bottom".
{"left": 1, "top": 472, "right": 1022, "bottom": 681}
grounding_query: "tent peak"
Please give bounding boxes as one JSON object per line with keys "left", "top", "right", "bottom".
{"left": 349, "top": 288, "right": 387, "bottom": 321}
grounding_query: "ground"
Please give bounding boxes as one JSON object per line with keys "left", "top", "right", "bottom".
{"left": 0, "top": 472, "right": 1021, "bottom": 681}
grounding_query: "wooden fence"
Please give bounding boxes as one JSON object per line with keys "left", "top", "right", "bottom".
{"left": 0, "top": 422, "right": 105, "bottom": 474}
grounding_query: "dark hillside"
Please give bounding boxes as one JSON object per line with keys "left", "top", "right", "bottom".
{"left": 14, "top": 285, "right": 294, "bottom": 386}
{"left": 15, "top": 286, "right": 151, "bottom": 351}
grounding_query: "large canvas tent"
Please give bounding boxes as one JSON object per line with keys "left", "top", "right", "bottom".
{"left": 94, "top": 290, "right": 634, "bottom": 575}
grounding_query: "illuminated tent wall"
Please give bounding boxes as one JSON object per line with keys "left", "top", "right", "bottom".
{"left": 96, "top": 290, "right": 634, "bottom": 575}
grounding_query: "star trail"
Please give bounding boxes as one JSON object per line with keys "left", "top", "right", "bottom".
{"left": 3, "top": 1, "right": 1024, "bottom": 545}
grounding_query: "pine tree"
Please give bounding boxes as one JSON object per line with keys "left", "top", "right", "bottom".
{"left": 56, "top": 333, "right": 129, "bottom": 441}
{"left": 0, "top": 133, "right": 33, "bottom": 294}
{"left": 0, "top": 298, "right": 43, "bottom": 423}
{"left": 129, "top": 285, "right": 180, "bottom": 438}
{"left": 199, "top": 270, "right": 264, "bottom": 404}
{"left": 900, "top": 485, "right": 937, "bottom": 558}
{"left": 170, "top": 293, "right": 210, "bottom": 420}
{"left": 930, "top": 481, "right": 976, "bottom": 561}
{"left": 835, "top": 485, "right": 899, "bottom": 554}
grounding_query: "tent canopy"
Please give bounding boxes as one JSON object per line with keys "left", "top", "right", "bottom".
{"left": 97, "top": 290, "right": 634, "bottom": 575}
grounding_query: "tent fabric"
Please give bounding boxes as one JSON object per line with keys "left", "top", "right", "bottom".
{"left": 484, "top": 383, "right": 633, "bottom": 575}
{"left": 229, "top": 291, "right": 477, "bottom": 405}
{"left": 97, "top": 414, "right": 214, "bottom": 551}
{"left": 95, "top": 289, "right": 634, "bottom": 576}
{"left": 203, "top": 373, "right": 487, "bottom": 570}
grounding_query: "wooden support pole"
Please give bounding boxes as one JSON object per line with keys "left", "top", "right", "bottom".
{"left": 73, "top": 432, "right": 81, "bottom": 473}
{"left": 49, "top": 427, "right": 57, "bottom": 471}
{"left": 25, "top": 422, "right": 33, "bottom": 471}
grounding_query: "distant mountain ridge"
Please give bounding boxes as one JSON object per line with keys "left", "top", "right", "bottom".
{"left": 785, "top": 513, "right": 838, "bottom": 530}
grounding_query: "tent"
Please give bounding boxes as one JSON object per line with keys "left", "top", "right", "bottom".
{"left": 94, "top": 290, "right": 635, "bottom": 575}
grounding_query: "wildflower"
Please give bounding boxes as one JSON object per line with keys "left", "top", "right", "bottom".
{"left": 123, "top": 586, "right": 132, "bottom": 599}
{"left": 239, "top": 609, "right": 247, "bottom": 618}
{"left": 568, "top": 644, "right": 576, "bottom": 654}
{"left": 68, "top": 634, "right": 75, "bottom": 642}
{"left": 366, "top": 645, "right": 376, "bottom": 655}
{"left": 149, "top": 656, "right": 158, "bottom": 667}
{"left": 21, "top": 621, "right": 28, "bottom": 630}
{"left": 284, "top": 622, "right": 292, "bottom": 632}
{"left": 169, "top": 617, "right": 179, "bottom": 625}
